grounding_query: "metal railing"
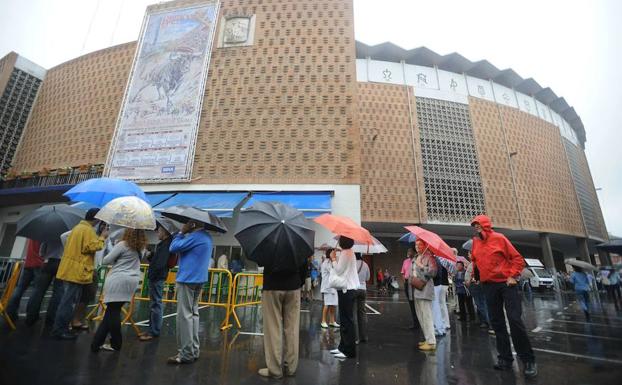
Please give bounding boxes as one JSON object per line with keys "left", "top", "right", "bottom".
{"left": 0, "top": 168, "right": 103, "bottom": 190}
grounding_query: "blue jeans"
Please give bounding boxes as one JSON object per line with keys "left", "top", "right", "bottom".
{"left": 576, "top": 290, "right": 590, "bottom": 312}
{"left": 26, "top": 258, "right": 63, "bottom": 325}
{"left": 52, "top": 281, "right": 84, "bottom": 336}
{"left": 148, "top": 279, "right": 165, "bottom": 336}
{"left": 470, "top": 283, "right": 490, "bottom": 325}
{"left": 6, "top": 267, "right": 41, "bottom": 319}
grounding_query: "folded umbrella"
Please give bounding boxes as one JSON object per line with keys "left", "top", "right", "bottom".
{"left": 63, "top": 177, "right": 147, "bottom": 207}
{"left": 462, "top": 239, "right": 473, "bottom": 252}
{"left": 95, "top": 196, "right": 156, "bottom": 230}
{"left": 565, "top": 258, "right": 598, "bottom": 271}
{"left": 398, "top": 232, "right": 417, "bottom": 244}
{"left": 16, "top": 204, "right": 85, "bottom": 242}
{"left": 235, "top": 201, "right": 315, "bottom": 272}
{"left": 332, "top": 235, "right": 387, "bottom": 254}
{"left": 404, "top": 225, "right": 456, "bottom": 262}
{"left": 314, "top": 214, "right": 372, "bottom": 244}
{"left": 159, "top": 205, "right": 227, "bottom": 233}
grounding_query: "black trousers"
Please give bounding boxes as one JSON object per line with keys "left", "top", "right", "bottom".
{"left": 457, "top": 293, "right": 475, "bottom": 319}
{"left": 26, "top": 259, "right": 63, "bottom": 325}
{"left": 404, "top": 282, "right": 420, "bottom": 327}
{"left": 91, "top": 302, "right": 125, "bottom": 351}
{"left": 354, "top": 289, "right": 368, "bottom": 342}
{"left": 337, "top": 290, "right": 356, "bottom": 358}
{"left": 605, "top": 284, "right": 621, "bottom": 309}
{"left": 483, "top": 282, "right": 535, "bottom": 363}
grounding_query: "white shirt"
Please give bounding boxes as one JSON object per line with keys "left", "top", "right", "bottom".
{"left": 320, "top": 258, "right": 336, "bottom": 294}
{"left": 357, "top": 260, "right": 370, "bottom": 290}
{"left": 332, "top": 249, "right": 360, "bottom": 291}
{"left": 217, "top": 254, "right": 228, "bottom": 270}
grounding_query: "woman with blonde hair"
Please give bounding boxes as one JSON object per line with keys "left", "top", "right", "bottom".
{"left": 91, "top": 228, "right": 146, "bottom": 352}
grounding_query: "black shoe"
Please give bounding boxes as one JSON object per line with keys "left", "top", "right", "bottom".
{"left": 493, "top": 359, "right": 513, "bottom": 371}
{"left": 54, "top": 332, "right": 78, "bottom": 340}
{"left": 584, "top": 311, "right": 591, "bottom": 321}
{"left": 524, "top": 362, "right": 538, "bottom": 378}
{"left": 25, "top": 317, "right": 38, "bottom": 326}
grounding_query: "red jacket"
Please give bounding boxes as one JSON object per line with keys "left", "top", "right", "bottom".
{"left": 470, "top": 215, "right": 524, "bottom": 283}
{"left": 24, "top": 239, "right": 43, "bottom": 269}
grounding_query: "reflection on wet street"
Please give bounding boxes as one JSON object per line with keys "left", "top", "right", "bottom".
{"left": 1, "top": 290, "right": 621, "bottom": 385}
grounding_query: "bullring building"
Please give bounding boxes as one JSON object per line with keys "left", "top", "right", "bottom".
{"left": 0, "top": 0, "right": 608, "bottom": 275}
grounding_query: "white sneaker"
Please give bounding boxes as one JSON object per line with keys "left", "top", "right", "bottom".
{"left": 330, "top": 322, "right": 340, "bottom": 328}
{"left": 333, "top": 352, "right": 347, "bottom": 359}
{"left": 329, "top": 349, "right": 341, "bottom": 354}
{"left": 321, "top": 322, "right": 329, "bottom": 328}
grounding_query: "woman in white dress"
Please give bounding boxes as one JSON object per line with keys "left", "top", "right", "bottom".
{"left": 320, "top": 248, "right": 339, "bottom": 328}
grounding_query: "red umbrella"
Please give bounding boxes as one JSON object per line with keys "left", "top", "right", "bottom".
{"left": 314, "top": 214, "right": 373, "bottom": 244}
{"left": 404, "top": 225, "right": 456, "bottom": 262}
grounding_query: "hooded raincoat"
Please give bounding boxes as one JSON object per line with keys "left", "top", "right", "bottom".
{"left": 470, "top": 215, "right": 524, "bottom": 283}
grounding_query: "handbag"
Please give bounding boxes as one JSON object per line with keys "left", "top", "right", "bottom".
{"left": 328, "top": 265, "right": 347, "bottom": 290}
{"left": 410, "top": 275, "right": 427, "bottom": 291}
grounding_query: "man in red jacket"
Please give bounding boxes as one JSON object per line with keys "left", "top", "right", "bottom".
{"left": 471, "top": 215, "right": 537, "bottom": 378}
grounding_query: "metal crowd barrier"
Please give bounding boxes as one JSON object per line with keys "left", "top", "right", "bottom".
{"left": 227, "top": 272, "right": 263, "bottom": 329}
{"left": 133, "top": 264, "right": 234, "bottom": 330}
{"left": 0, "top": 257, "right": 21, "bottom": 330}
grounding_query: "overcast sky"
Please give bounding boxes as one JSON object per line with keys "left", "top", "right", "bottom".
{"left": 0, "top": 0, "right": 620, "bottom": 236}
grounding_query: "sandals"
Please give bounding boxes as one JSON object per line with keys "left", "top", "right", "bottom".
{"left": 139, "top": 334, "right": 156, "bottom": 341}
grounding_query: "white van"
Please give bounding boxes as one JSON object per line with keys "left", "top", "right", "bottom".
{"left": 523, "top": 258, "right": 554, "bottom": 290}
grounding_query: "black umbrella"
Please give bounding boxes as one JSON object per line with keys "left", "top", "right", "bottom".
{"left": 155, "top": 215, "right": 182, "bottom": 235}
{"left": 234, "top": 201, "right": 315, "bottom": 272}
{"left": 159, "top": 205, "right": 228, "bottom": 233}
{"left": 16, "top": 204, "right": 85, "bottom": 242}
{"left": 597, "top": 239, "right": 622, "bottom": 254}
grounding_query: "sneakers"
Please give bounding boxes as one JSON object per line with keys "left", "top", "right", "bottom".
{"left": 418, "top": 343, "right": 436, "bottom": 351}
{"left": 333, "top": 352, "right": 347, "bottom": 359}
{"left": 488, "top": 329, "right": 495, "bottom": 335}
{"left": 100, "top": 344, "right": 116, "bottom": 352}
{"left": 258, "top": 368, "right": 283, "bottom": 379}
{"left": 330, "top": 322, "right": 340, "bottom": 328}
{"left": 329, "top": 349, "right": 341, "bottom": 354}
{"left": 320, "top": 322, "right": 329, "bottom": 328}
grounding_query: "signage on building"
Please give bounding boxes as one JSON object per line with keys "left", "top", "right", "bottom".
{"left": 106, "top": 1, "right": 220, "bottom": 182}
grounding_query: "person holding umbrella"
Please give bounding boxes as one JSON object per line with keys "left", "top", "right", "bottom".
{"left": 410, "top": 239, "right": 438, "bottom": 351}
{"left": 401, "top": 247, "right": 419, "bottom": 330}
{"left": 470, "top": 215, "right": 537, "bottom": 378}
{"left": 329, "top": 236, "right": 360, "bottom": 359}
{"left": 140, "top": 219, "right": 176, "bottom": 342}
{"left": 52, "top": 208, "right": 107, "bottom": 340}
{"left": 167, "top": 219, "right": 214, "bottom": 364}
{"left": 91, "top": 228, "right": 146, "bottom": 352}
{"left": 235, "top": 201, "right": 314, "bottom": 378}
{"left": 570, "top": 266, "right": 594, "bottom": 320}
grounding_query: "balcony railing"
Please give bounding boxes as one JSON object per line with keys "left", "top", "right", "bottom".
{"left": 0, "top": 166, "right": 104, "bottom": 190}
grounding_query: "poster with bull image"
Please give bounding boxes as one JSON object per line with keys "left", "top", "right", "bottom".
{"left": 106, "top": 1, "right": 220, "bottom": 181}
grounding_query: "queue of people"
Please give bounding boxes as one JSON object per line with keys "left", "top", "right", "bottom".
{"left": 6, "top": 211, "right": 543, "bottom": 379}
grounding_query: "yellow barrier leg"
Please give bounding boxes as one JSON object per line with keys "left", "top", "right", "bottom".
{"left": 121, "top": 299, "right": 142, "bottom": 337}
{"left": 0, "top": 302, "right": 16, "bottom": 330}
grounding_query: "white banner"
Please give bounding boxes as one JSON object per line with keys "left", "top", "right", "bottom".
{"left": 106, "top": 2, "right": 220, "bottom": 182}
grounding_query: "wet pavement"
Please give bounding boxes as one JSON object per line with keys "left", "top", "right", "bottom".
{"left": 1, "top": 290, "right": 621, "bottom": 385}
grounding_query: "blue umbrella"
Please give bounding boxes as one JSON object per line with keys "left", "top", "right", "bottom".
{"left": 63, "top": 177, "right": 147, "bottom": 207}
{"left": 398, "top": 232, "right": 417, "bottom": 244}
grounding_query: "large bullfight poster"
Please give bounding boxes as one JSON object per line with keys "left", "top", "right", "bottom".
{"left": 106, "top": 1, "right": 219, "bottom": 181}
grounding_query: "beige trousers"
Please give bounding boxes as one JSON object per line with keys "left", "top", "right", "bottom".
{"left": 262, "top": 289, "right": 301, "bottom": 377}
{"left": 415, "top": 298, "right": 436, "bottom": 345}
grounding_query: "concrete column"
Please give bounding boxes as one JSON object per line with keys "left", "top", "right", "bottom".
{"left": 576, "top": 237, "right": 591, "bottom": 263}
{"left": 539, "top": 233, "right": 556, "bottom": 273}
